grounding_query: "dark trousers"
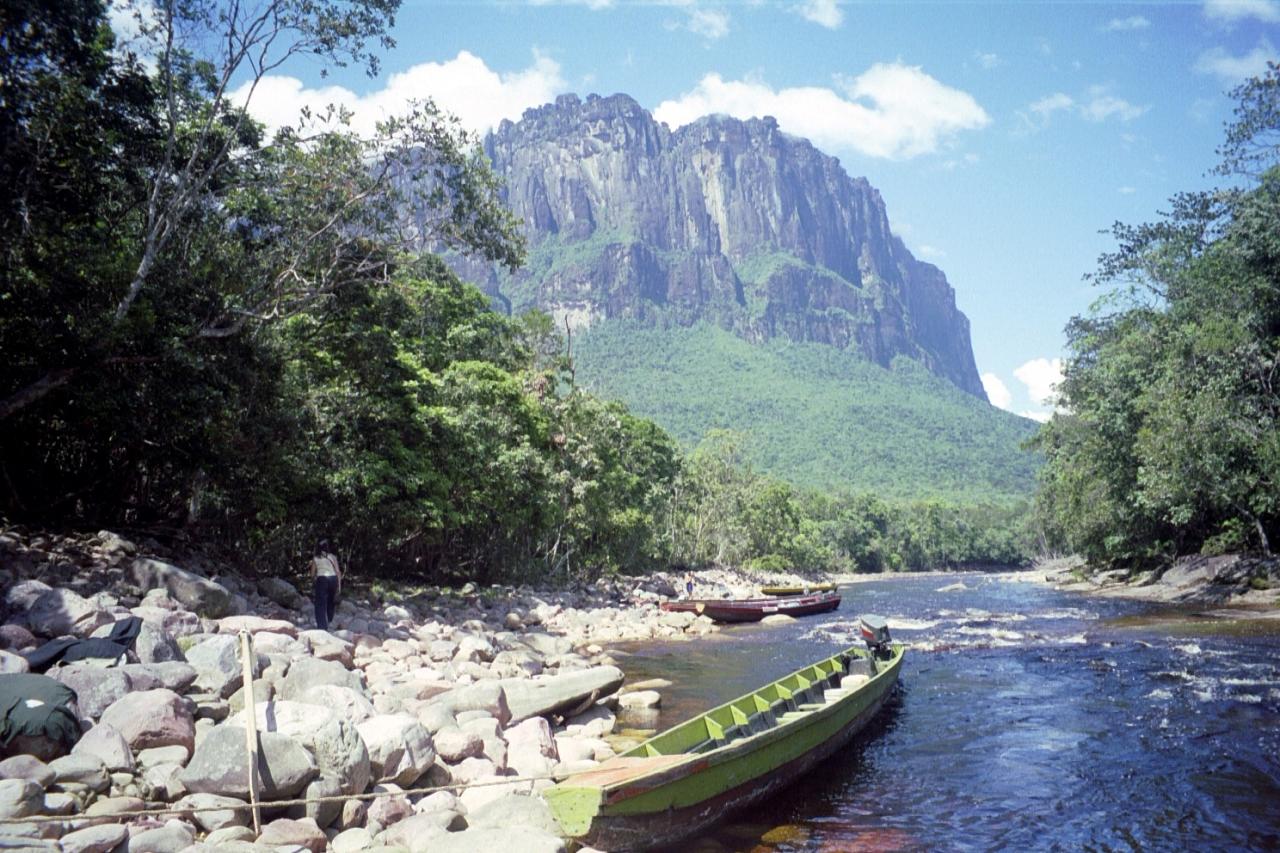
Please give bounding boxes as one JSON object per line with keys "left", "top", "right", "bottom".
{"left": 313, "top": 575, "right": 338, "bottom": 630}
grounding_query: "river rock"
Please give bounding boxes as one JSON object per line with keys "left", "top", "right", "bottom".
{"left": 430, "top": 826, "right": 565, "bottom": 853}
{"left": 186, "top": 634, "right": 258, "bottom": 699}
{"left": 58, "top": 823, "right": 128, "bottom": 853}
{"left": 356, "top": 714, "right": 435, "bottom": 786}
{"left": 126, "top": 819, "right": 195, "bottom": 852}
{"left": 98, "top": 689, "right": 195, "bottom": 753}
{"left": 256, "top": 817, "right": 327, "bottom": 853}
{"left": 173, "top": 792, "right": 249, "bottom": 833}
{"left": 295, "top": 684, "right": 376, "bottom": 724}
{"left": 218, "top": 615, "right": 297, "bottom": 637}
{"left": 130, "top": 558, "right": 233, "bottom": 618}
{"left": 0, "top": 779, "right": 42, "bottom": 820}
{"left": 0, "top": 756, "right": 54, "bottom": 789}
{"left": 70, "top": 724, "right": 133, "bottom": 772}
{"left": 499, "top": 666, "right": 625, "bottom": 724}
{"left": 432, "top": 727, "right": 483, "bottom": 763}
{"left": 466, "top": 792, "right": 562, "bottom": 836}
{"left": 47, "top": 754, "right": 109, "bottom": 793}
{"left": 0, "top": 651, "right": 29, "bottom": 674}
{"left": 23, "top": 587, "right": 98, "bottom": 637}
{"left": 278, "top": 656, "right": 364, "bottom": 700}
{"left": 53, "top": 665, "right": 131, "bottom": 720}
{"left": 232, "top": 700, "right": 370, "bottom": 797}
{"left": 178, "top": 725, "right": 316, "bottom": 800}
{"left": 376, "top": 814, "right": 452, "bottom": 850}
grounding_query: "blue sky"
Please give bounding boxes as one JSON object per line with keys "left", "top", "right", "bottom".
{"left": 219, "top": 0, "right": 1277, "bottom": 419}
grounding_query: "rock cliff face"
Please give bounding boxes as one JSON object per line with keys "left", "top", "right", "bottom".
{"left": 451, "top": 93, "right": 987, "bottom": 399}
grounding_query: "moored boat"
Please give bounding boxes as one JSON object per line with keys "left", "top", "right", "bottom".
{"left": 544, "top": 616, "right": 904, "bottom": 851}
{"left": 759, "top": 581, "right": 837, "bottom": 596}
{"left": 660, "top": 590, "right": 840, "bottom": 623}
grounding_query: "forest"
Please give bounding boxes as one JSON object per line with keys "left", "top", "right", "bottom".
{"left": 1, "top": 0, "right": 1042, "bottom": 583}
{"left": 1032, "top": 65, "right": 1280, "bottom": 569}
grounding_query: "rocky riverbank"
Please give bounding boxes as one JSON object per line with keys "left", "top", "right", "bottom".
{"left": 1029, "top": 554, "right": 1280, "bottom": 617}
{"left": 0, "top": 526, "right": 817, "bottom": 852}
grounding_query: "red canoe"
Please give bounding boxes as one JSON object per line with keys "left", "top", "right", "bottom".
{"left": 660, "top": 591, "right": 841, "bottom": 623}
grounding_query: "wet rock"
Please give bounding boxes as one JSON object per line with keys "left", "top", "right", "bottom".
{"left": 131, "top": 559, "right": 233, "bottom": 618}
{"left": 617, "top": 690, "right": 661, "bottom": 710}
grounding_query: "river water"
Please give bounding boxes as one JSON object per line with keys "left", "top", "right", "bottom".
{"left": 610, "top": 573, "right": 1280, "bottom": 852}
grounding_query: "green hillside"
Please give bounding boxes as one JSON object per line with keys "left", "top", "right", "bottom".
{"left": 573, "top": 321, "right": 1040, "bottom": 503}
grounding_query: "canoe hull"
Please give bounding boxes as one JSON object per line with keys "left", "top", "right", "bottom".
{"left": 547, "top": 644, "right": 904, "bottom": 852}
{"left": 660, "top": 592, "right": 841, "bottom": 623}
{"left": 580, "top": 681, "right": 896, "bottom": 851}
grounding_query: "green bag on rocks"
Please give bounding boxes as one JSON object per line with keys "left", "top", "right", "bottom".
{"left": 0, "top": 673, "right": 81, "bottom": 761}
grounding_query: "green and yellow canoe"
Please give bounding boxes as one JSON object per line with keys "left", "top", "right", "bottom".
{"left": 545, "top": 637, "right": 905, "bottom": 851}
{"left": 759, "top": 581, "right": 837, "bottom": 596}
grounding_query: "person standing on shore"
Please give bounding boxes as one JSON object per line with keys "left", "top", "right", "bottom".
{"left": 684, "top": 572, "right": 694, "bottom": 600}
{"left": 310, "top": 541, "right": 341, "bottom": 631}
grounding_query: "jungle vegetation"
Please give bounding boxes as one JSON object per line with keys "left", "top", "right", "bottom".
{"left": 0, "top": 0, "right": 1039, "bottom": 582}
{"left": 1032, "top": 64, "right": 1280, "bottom": 568}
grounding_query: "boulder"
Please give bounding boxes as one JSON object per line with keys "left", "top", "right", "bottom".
{"left": 255, "top": 817, "right": 327, "bottom": 853}
{"left": 125, "top": 819, "right": 195, "bottom": 852}
{"left": 287, "top": 772, "right": 344, "bottom": 830}
{"left": 0, "top": 651, "right": 28, "bottom": 674}
{"left": 466, "top": 792, "right": 562, "bottom": 836}
{"left": 499, "top": 667, "right": 625, "bottom": 724}
{"left": 174, "top": 792, "right": 249, "bottom": 833}
{"left": 24, "top": 588, "right": 98, "bottom": 637}
{"left": 98, "top": 689, "right": 195, "bottom": 754}
{"left": 0, "top": 780, "right": 41, "bottom": 820}
{"left": 355, "top": 714, "right": 436, "bottom": 786}
{"left": 617, "top": 690, "right": 661, "bottom": 710}
{"left": 259, "top": 577, "right": 305, "bottom": 610}
{"left": 278, "top": 656, "right": 364, "bottom": 700}
{"left": 231, "top": 700, "right": 370, "bottom": 797}
{"left": 177, "top": 725, "right": 316, "bottom": 800}
{"left": 0, "top": 756, "right": 54, "bottom": 789}
{"left": 130, "top": 558, "right": 233, "bottom": 618}
{"left": 46, "top": 754, "right": 109, "bottom": 793}
{"left": 427, "top": 681, "right": 511, "bottom": 727}
{"left": 53, "top": 665, "right": 131, "bottom": 720}
{"left": 432, "top": 727, "right": 483, "bottom": 764}
{"left": 57, "top": 823, "right": 128, "bottom": 853}
{"left": 376, "top": 814, "right": 451, "bottom": 851}
{"left": 186, "top": 634, "right": 258, "bottom": 699}
{"left": 295, "top": 685, "right": 376, "bottom": 724}
{"left": 71, "top": 723, "right": 134, "bottom": 772}
{"left": 121, "top": 662, "right": 198, "bottom": 693}
{"left": 427, "top": 826, "right": 564, "bottom": 853}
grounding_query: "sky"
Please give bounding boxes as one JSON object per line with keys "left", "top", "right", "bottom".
{"left": 194, "top": 0, "right": 1277, "bottom": 420}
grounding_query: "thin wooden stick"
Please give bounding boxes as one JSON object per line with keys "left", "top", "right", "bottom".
{"left": 238, "top": 630, "right": 261, "bottom": 835}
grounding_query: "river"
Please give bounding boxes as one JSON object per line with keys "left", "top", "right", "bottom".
{"left": 609, "top": 572, "right": 1280, "bottom": 852}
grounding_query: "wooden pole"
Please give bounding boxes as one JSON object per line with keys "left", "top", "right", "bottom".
{"left": 238, "top": 630, "right": 261, "bottom": 835}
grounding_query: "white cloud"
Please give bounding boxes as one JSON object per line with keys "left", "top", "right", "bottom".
{"left": 1194, "top": 40, "right": 1279, "bottom": 82}
{"left": 795, "top": 0, "right": 843, "bottom": 28}
{"left": 1104, "top": 15, "right": 1151, "bottom": 31}
{"left": 1204, "top": 0, "right": 1280, "bottom": 23}
{"left": 974, "top": 51, "right": 1002, "bottom": 70}
{"left": 981, "top": 373, "right": 1013, "bottom": 410}
{"left": 1019, "top": 410, "right": 1053, "bottom": 423}
{"left": 1025, "top": 88, "right": 1146, "bottom": 128}
{"left": 1014, "top": 357, "right": 1063, "bottom": 407}
{"left": 663, "top": 0, "right": 731, "bottom": 40}
{"left": 653, "top": 64, "right": 990, "bottom": 160}
{"left": 231, "top": 50, "right": 566, "bottom": 140}
{"left": 1080, "top": 86, "right": 1148, "bottom": 122}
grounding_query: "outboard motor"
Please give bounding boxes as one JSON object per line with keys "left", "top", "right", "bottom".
{"left": 859, "top": 614, "right": 893, "bottom": 664}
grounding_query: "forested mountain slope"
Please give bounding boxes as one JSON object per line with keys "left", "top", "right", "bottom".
{"left": 573, "top": 322, "right": 1039, "bottom": 503}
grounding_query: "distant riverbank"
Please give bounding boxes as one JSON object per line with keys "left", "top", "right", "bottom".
{"left": 1024, "top": 554, "right": 1280, "bottom": 619}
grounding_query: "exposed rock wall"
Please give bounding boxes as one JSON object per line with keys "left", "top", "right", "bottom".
{"left": 451, "top": 93, "right": 987, "bottom": 400}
